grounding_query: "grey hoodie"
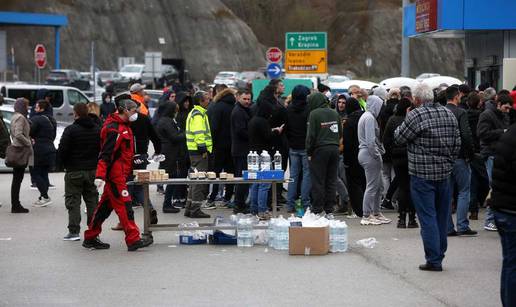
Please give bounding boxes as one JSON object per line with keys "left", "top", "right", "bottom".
{"left": 357, "top": 95, "right": 385, "bottom": 159}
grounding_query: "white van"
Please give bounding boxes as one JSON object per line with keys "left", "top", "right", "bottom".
{"left": 0, "top": 84, "right": 91, "bottom": 123}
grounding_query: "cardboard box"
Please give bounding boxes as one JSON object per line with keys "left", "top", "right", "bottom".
{"left": 289, "top": 226, "right": 329, "bottom": 256}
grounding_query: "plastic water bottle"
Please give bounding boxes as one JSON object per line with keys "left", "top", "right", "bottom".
{"left": 247, "top": 151, "right": 253, "bottom": 171}
{"left": 295, "top": 199, "right": 305, "bottom": 217}
{"left": 260, "top": 151, "right": 271, "bottom": 171}
{"left": 273, "top": 151, "right": 282, "bottom": 170}
{"left": 237, "top": 217, "right": 254, "bottom": 247}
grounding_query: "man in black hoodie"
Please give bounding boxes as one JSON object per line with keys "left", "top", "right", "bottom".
{"left": 206, "top": 88, "right": 236, "bottom": 208}
{"left": 57, "top": 103, "right": 101, "bottom": 241}
{"left": 306, "top": 92, "right": 342, "bottom": 214}
{"left": 231, "top": 89, "right": 252, "bottom": 214}
{"left": 285, "top": 85, "right": 311, "bottom": 212}
{"left": 478, "top": 94, "right": 512, "bottom": 232}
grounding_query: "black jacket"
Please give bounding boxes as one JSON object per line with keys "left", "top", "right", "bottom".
{"left": 175, "top": 92, "right": 192, "bottom": 131}
{"left": 130, "top": 112, "right": 161, "bottom": 155}
{"left": 383, "top": 115, "right": 407, "bottom": 169}
{"left": 477, "top": 108, "right": 509, "bottom": 158}
{"left": 30, "top": 113, "right": 57, "bottom": 167}
{"left": 58, "top": 116, "right": 101, "bottom": 171}
{"left": 231, "top": 101, "right": 251, "bottom": 157}
{"left": 378, "top": 98, "right": 398, "bottom": 137}
{"left": 342, "top": 98, "right": 363, "bottom": 167}
{"left": 467, "top": 108, "right": 482, "bottom": 153}
{"left": 446, "top": 103, "right": 474, "bottom": 160}
{"left": 249, "top": 102, "right": 277, "bottom": 153}
{"left": 256, "top": 86, "right": 287, "bottom": 151}
{"left": 285, "top": 85, "right": 310, "bottom": 150}
{"left": 157, "top": 105, "right": 187, "bottom": 164}
{"left": 100, "top": 102, "right": 116, "bottom": 120}
{"left": 492, "top": 123, "right": 516, "bottom": 214}
{"left": 209, "top": 89, "right": 235, "bottom": 152}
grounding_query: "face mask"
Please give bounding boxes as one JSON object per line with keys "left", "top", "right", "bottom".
{"left": 325, "top": 91, "right": 332, "bottom": 99}
{"left": 129, "top": 112, "right": 138, "bottom": 122}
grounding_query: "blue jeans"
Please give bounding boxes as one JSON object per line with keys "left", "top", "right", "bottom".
{"left": 411, "top": 175, "right": 451, "bottom": 266}
{"left": 287, "top": 149, "right": 311, "bottom": 210}
{"left": 448, "top": 159, "right": 471, "bottom": 232}
{"left": 494, "top": 210, "right": 516, "bottom": 307}
{"left": 485, "top": 156, "right": 495, "bottom": 226}
{"left": 250, "top": 183, "right": 270, "bottom": 214}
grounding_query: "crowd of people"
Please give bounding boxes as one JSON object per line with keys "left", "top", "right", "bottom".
{"left": 2, "top": 77, "right": 516, "bottom": 303}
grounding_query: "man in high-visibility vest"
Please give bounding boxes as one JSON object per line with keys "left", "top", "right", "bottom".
{"left": 130, "top": 83, "right": 149, "bottom": 116}
{"left": 185, "top": 91, "right": 212, "bottom": 218}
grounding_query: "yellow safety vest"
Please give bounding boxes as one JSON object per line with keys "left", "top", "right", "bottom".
{"left": 185, "top": 105, "right": 212, "bottom": 153}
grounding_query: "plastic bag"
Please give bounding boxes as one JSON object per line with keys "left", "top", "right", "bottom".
{"left": 356, "top": 237, "right": 378, "bottom": 248}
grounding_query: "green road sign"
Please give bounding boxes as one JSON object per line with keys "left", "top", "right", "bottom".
{"left": 285, "top": 32, "right": 327, "bottom": 50}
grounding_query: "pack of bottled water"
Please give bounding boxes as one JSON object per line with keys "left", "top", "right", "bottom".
{"left": 329, "top": 220, "right": 348, "bottom": 252}
{"left": 237, "top": 215, "right": 254, "bottom": 247}
{"left": 267, "top": 218, "right": 277, "bottom": 248}
{"left": 273, "top": 215, "right": 290, "bottom": 250}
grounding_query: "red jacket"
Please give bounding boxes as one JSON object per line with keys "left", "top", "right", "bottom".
{"left": 96, "top": 114, "right": 134, "bottom": 182}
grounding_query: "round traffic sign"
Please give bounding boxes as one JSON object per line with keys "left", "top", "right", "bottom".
{"left": 267, "top": 63, "right": 282, "bottom": 79}
{"left": 266, "top": 47, "right": 283, "bottom": 63}
{"left": 34, "top": 44, "right": 47, "bottom": 69}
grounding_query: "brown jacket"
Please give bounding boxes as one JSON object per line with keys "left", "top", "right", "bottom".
{"left": 10, "top": 112, "right": 34, "bottom": 166}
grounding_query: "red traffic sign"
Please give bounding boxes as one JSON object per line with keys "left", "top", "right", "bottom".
{"left": 266, "top": 47, "right": 283, "bottom": 63}
{"left": 34, "top": 44, "right": 47, "bottom": 69}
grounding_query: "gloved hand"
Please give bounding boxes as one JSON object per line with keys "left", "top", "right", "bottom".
{"left": 134, "top": 157, "right": 145, "bottom": 165}
{"left": 94, "top": 178, "right": 105, "bottom": 191}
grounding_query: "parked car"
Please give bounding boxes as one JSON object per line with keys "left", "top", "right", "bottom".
{"left": 97, "top": 71, "right": 130, "bottom": 93}
{"left": 141, "top": 64, "right": 178, "bottom": 88}
{"left": 324, "top": 75, "right": 351, "bottom": 92}
{"left": 235, "top": 71, "right": 265, "bottom": 89}
{"left": 0, "top": 104, "right": 65, "bottom": 172}
{"left": 46, "top": 69, "right": 90, "bottom": 91}
{"left": 416, "top": 73, "right": 441, "bottom": 81}
{"left": 421, "top": 76, "right": 463, "bottom": 89}
{"left": 379, "top": 77, "right": 420, "bottom": 91}
{"left": 119, "top": 64, "right": 146, "bottom": 83}
{"left": 0, "top": 84, "right": 91, "bottom": 123}
{"left": 213, "top": 71, "right": 239, "bottom": 87}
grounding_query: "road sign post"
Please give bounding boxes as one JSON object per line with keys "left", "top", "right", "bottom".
{"left": 285, "top": 32, "right": 327, "bottom": 75}
{"left": 34, "top": 44, "right": 46, "bottom": 84}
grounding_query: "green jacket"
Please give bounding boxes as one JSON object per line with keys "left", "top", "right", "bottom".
{"left": 305, "top": 93, "right": 342, "bottom": 156}
{"left": 186, "top": 105, "right": 212, "bottom": 154}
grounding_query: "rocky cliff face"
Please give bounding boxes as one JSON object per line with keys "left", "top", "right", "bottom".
{"left": 1, "top": 0, "right": 266, "bottom": 82}
{"left": 0, "top": 0, "right": 463, "bottom": 82}
{"left": 224, "top": 0, "right": 465, "bottom": 80}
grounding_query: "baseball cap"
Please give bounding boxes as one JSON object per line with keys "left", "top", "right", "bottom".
{"left": 129, "top": 83, "right": 146, "bottom": 93}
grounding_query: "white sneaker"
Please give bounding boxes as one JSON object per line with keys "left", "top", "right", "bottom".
{"left": 360, "top": 216, "right": 382, "bottom": 225}
{"left": 346, "top": 213, "right": 359, "bottom": 219}
{"left": 484, "top": 222, "right": 497, "bottom": 231}
{"left": 33, "top": 197, "right": 52, "bottom": 207}
{"left": 375, "top": 213, "right": 392, "bottom": 224}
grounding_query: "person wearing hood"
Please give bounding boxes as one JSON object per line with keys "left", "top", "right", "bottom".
{"left": 175, "top": 91, "right": 193, "bottom": 132}
{"left": 285, "top": 85, "right": 311, "bottom": 212}
{"left": 306, "top": 92, "right": 341, "bottom": 214}
{"left": 151, "top": 90, "right": 176, "bottom": 127}
{"left": 477, "top": 93, "right": 512, "bottom": 232}
{"left": 30, "top": 99, "right": 57, "bottom": 208}
{"left": 383, "top": 98, "right": 418, "bottom": 228}
{"left": 10, "top": 98, "right": 32, "bottom": 213}
{"left": 100, "top": 92, "right": 116, "bottom": 120}
{"left": 248, "top": 101, "right": 283, "bottom": 220}
{"left": 342, "top": 97, "right": 365, "bottom": 217}
{"left": 157, "top": 101, "right": 188, "bottom": 213}
{"left": 205, "top": 88, "right": 237, "bottom": 208}
{"left": 57, "top": 103, "right": 101, "bottom": 241}
{"left": 334, "top": 94, "right": 351, "bottom": 214}
{"left": 358, "top": 95, "right": 390, "bottom": 225}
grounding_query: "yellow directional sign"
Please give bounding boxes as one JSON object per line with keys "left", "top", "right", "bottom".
{"left": 285, "top": 50, "right": 327, "bottom": 74}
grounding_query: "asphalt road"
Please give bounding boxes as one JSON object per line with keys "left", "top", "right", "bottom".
{"left": 0, "top": 172, "right": 503, "bottom": 307}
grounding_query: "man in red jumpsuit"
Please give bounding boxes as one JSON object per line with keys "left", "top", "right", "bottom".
{"left": 83, "top": 98, "right": 152, "bottom": 251}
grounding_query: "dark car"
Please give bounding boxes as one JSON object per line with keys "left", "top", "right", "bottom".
{"left": 141, "top": 64, "right": 179, "bottom": 88}
{"left": 97, "top": 71, "right": 130, "bottom": 93}
{"left": 45, "top": 69, "right": 90, "bottom": 91}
